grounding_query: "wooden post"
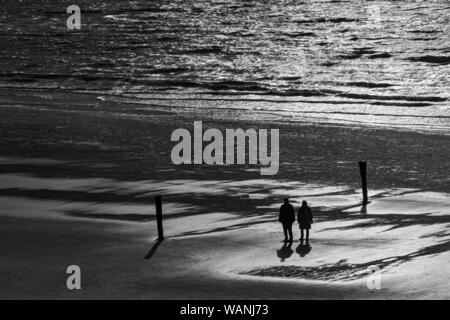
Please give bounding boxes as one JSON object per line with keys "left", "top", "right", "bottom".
{"left": 154, "top": 195, "right": 164, "bottom": 241}
{"left": 358, "top": 161, "right": 368, "bottom": 205}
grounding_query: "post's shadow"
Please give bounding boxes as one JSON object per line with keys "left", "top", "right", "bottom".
{"left": 277, "top": 242, "right": 293, "bottom": 262}
{"left": 144, "top": 239, "right": 163, "bottom": 260}
{"left": 296, "top": 243, "right": 312, "bottom": 257}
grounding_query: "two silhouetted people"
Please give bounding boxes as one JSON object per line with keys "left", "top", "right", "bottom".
{"left": 279, "top": 198, "right": 313, "bottom": 244}
{"left": 279, "top": 198, "right": 295, "bottom": 242}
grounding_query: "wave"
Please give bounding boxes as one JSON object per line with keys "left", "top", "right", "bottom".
{"left": 40, "top": 7, "right": 187, "bottom": 16}
{"left": 178, "top": 47, "right": 223, "bottom": 55}
{"left": 342, "top": 82, "right": 393, "bottom": 88}
{"left": 1, "top": 72, "right": 446, "bottom": 105}
{"left": 406, "top": 56, "right": 450, "bottom": 65}
{"left": 367, "top": 53, "right": 392, "bottom": 59}
{"left": 293, "top": 17, "right": 359, "bottom": 24}
{"left": 326, "top": 91, "right": 447, "bottom": 103}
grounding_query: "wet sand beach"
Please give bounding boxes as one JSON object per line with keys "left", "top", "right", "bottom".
{"left": 0, "top": 88, "right": 449, "bottom": 299}
{"left": 0, "top": 0, "right": 449, "bottom": 299}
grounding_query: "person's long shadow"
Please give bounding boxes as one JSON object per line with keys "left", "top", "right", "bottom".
{"left": 144, "top": 239, "right": 163, "bottom": 260}
{"left": 277, "top": 242, "right": 294, "bottom": 262}
{"left": 296, "top": 243, "right": 312, "bottom": 257}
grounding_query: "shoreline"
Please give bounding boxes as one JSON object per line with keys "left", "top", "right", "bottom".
{"left": 1, "top": 86, "right": 449, "bottom": 136}
{"left": 0, "top": 88, "right": 449, "bottom": 192}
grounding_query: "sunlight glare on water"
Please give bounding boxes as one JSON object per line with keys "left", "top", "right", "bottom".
{"left": 0, "top": 0, "right": 449, "bottom": 132}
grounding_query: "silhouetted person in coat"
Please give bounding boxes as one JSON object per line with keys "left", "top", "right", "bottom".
{"left": 279, "top": 198, "right": 295, "bottom": 242}
{"left": 297, "top": 200, "right": 313, "bottom": 244}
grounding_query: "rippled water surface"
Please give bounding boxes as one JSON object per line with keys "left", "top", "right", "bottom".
{"left": 0, "top": 0, "right": 449, "bottom": 132}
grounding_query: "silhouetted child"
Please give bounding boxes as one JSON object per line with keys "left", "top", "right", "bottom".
{"left": 279, "top": 198, "right": 295, "bottom": 242}
{"left": 297, "top": 200, "right": 313, "bottom": 244}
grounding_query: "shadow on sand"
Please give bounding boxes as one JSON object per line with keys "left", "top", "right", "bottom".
{"left": 296, "top": 244, "right": 312, "bottom": 257}
{"left": 2, "top": 168, "right": 449, "bottom": 277}
{"left": 277, "top": 242, "right": 294, "bottom": 262}
{"left": 144, "top": 239, "right": 163, "bottom": 260}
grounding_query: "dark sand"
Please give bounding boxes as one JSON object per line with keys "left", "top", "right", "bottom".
{"left": 0, "top": 88, "right": 448, "bottom": 191}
